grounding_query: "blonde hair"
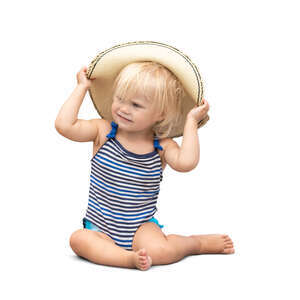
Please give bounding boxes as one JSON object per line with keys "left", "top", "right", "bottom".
{"left": 111, "top": 61, "right": 186, "bottom": 139}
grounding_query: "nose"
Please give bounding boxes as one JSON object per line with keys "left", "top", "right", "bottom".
{"left": 120, "top": 104, "right": 130, "bottom": 115}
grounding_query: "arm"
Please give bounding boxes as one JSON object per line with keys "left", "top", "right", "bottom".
{"left": 55, "top": 84, "right": 99, "bottom": 142}
{"left": 164, "top": 117, "right": 200, "bottom": 172}
{"left": 164, "top": 98, "right": 210, "bottom": 172}
{"left": 54, "top": 67, "right": 100, "bottom": 143}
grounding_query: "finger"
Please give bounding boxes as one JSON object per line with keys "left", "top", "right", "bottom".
{"left": 202, "top": 99, "right": 208, "bottom": 107}
{"left": 203, "top": 100, "right": 209, "bottom": 110}
{"left": 197, "top": 98, "right": 204, "bottom": 106}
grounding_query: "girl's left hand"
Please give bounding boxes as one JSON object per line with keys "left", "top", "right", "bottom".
{"left": 187, "top": 98, "right": 210, "bottom": 123}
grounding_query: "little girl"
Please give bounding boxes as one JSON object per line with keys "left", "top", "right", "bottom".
{"left": 55, "top": 62, "right": 235, "bottom": 271}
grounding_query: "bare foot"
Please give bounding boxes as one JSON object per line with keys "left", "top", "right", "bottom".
{"left": 190, "top": 234, "right": 235, "bottom": 254}
{"left": 132, "top": 248, "right": 152, "bottom": 271}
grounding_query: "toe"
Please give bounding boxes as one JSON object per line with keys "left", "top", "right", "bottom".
{"left": 139, "top": 248, "right": 146, "bottom": 255}
{"left": 139, "top": 257, "right": 146, "bottom": 263}
{"left": 223, "top": 247, "right": 235, "bottom": 254}
{"left": 225, "top": 239, "right": 233, "bottom": 245}
{"left": 225, "top": 241, "right": 233, "bottom": 246}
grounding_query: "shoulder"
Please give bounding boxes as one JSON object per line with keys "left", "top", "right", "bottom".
{"left": 93, "top": 118, "right": 111, "bottom": 130}
{"left": 157, "top": 137, "right": 179, "bottom": 170}
{"left": 159, "top": 137, "right": 178, "bottom": 151}
{"left": 92, "top": 118, "right": 112, "bottom": 146}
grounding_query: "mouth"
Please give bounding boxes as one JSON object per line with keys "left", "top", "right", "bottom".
{"left": 117, "top": 114, "right": 132, "bottom": 122}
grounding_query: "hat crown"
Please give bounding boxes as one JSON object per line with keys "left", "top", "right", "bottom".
{"left": 87, "top": 41, "right": 209, "bottom": 138}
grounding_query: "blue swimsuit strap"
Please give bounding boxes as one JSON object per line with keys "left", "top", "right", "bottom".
{"left": 106, "top": 121, "right": 118, "bottom": 139}
{"left": 106, "top": 121, "right": 163, "bottom": 150}
{"left": 153, "top": 138, "right": 163, "bottom": 151}
{"left": 149, "top": 217, "right": 164, "bottom": 228}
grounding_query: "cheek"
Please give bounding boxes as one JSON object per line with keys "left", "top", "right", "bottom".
{"left": 111, "top": 102, "right": 117, "bottom": 112}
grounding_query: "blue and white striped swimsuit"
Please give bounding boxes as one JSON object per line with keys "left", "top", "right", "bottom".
{"left": 82, "top": 121, "right": 164, "bottom": 251}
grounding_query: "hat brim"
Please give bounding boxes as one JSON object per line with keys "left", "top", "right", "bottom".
{"left": 86, "top": 41, "right": 209, "bottom": 138}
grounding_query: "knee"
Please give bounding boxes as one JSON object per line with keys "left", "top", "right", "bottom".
{"left": 69, "top": 229, "right": 86, "bottom": 254}
{"left": 147, "top": 243, "right": 176, "bottom": 261}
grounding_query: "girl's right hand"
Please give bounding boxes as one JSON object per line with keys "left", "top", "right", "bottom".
{"left": 76, "top": 66, "right": 95, "bottom": 88}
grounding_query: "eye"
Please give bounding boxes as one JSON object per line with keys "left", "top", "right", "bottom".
{"left": 133, "top": 103, "right": 141, "bottom": 108}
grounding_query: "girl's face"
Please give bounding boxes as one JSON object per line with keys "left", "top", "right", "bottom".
{"left": 111, "top": 92, "right": 163, "bottom": 136}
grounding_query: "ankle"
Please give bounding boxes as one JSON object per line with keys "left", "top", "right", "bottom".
{"left": 189, "top": 235, "right": 202, "bottom": 255}
{"left": 126, "top": 251, "right": 137, "bottom": 269}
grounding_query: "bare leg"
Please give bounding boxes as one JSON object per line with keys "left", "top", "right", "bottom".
{"left": 164, "top": 234, "right": 200, "bottom": 263}
{"left": 165, "top": 233, "right": 235, "bottom": 261}
{"left": 132, "top": 223, "right": 198, "bottom": 265}
{"left": 69, "top": 229, "right": 152, "bottom": 271}
{"left": 142, "top": 234, "right": 199, "bottom": 265}
{"left": 189, "top": 234, "right": 235, "bottom": 254}
{"left": 149, "top": 234, "right": 235, "bottom": 265}
{"left": 132, "top": 222, "right": 235, "bottom": 267}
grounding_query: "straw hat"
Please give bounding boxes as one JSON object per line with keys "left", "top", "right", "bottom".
{"left": 86, "top": 41, "right": 209, "bottom": 138}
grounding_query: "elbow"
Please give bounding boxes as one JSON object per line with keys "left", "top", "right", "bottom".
{"left": 187, "top": 156, "right": 200, "bottom": 171}
{"left": 54, "top": 117, "right": 63, "bottom": 130}
{"left": 55, "top": 121, "right": 60, "bottom": 132}
{"left": 55, "top": 120, "right": 70, "bottom": 135}
{"left": 176, "top": 154, "right": 199, "bottom": 172}
{"left": 178, "top": 160, "right": 199, "bottom": 172}
{"left": 55, "top": 121, "right": 64, "bottom": 133}
{"left": 55, "top": 120, "right": 60, "bottom": 130}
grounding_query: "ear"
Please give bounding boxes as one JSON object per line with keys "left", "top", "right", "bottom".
{"left": 158, "top": 112, "right": 165, "bottom": 122}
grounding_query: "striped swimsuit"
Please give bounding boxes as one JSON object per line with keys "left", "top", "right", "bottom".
{"left": 82, "top": 121, "right": 164, "bottom": 251}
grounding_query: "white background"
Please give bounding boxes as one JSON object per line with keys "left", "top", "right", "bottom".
{"left": 1, "top": 0, "right": 299, "bottom": 299}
